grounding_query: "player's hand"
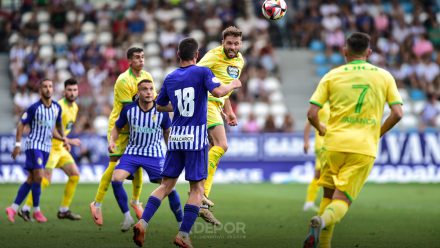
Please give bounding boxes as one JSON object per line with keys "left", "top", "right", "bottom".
{"left": 231, "top": 79, "right": 242, "bottom": 89}
{"left": 108, "top": 142, "right": 116, "bottom": 153}
{"left": 11, "top": 146, "right": 21, "bottom": 160}
{"left": 63, "top": 139, "right": 72, "bottom": 152}
{"left": 68, "top": 138, "right": 81, "bottom": 147}
{"left": 318, "top": 122, "right": 327, "bottom": 136}
{"left": 303, "top": 142, "right": 309, "bottom": 154}
{"left": 224, "top": 112, "right": 238, "bottom": 126}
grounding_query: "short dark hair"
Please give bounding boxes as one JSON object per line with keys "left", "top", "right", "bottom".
{"left": 222, "top": 26, "right": 242, "bottom": 40}
{"left": 346, "top": 32, "right": 370, "bottom": 55}
{"left": 178, "top": 37, "right": 198, "bottom": 61}
{"left": 127, "top": 47, "right": 143, "bottom": 59}
{"left": 64, "top": 78, "right": 78, "bottom": 88}
{"left": 137, "top": 79, "right": 152, "bottom": 87}
{"left": 39, "top": 78, "right": 52, "bottom": 87}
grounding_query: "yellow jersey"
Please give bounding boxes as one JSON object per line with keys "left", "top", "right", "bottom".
{"left": 108, "top": 68, "right": 155, "bottom": 134}
{"left": 197, "top": 46, "right": 245, "bottom": 106}
{"left": 310, "top": 60, "right": 402, "bottom": 158}
{"left": 314, "top": 102, "right": 330, "bottom": 150}
{"left": 52, "top": 98, "right": 78, "bottom": 149}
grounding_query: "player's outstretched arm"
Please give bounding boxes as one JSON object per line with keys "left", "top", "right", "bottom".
{"left": 11, "top": 121, "right": 25, "bottom": 159}
{"left": 223, "top": 99, "right": 237, "bottom": 126}
{"left": 303, "top": 121, "right": 312, "bottom": 154}
{"left": 157, "top": 103, "right": 173, "bottom": 112}
{"left": 211, "top": 79, "right": 242, "bottom": 98}
{"left": 380, "top": 104, "right": 403, "bottom": 137}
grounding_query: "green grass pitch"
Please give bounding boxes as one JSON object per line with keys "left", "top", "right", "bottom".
{"left": 0, "top": 183, "right": 438, "bottom": 248}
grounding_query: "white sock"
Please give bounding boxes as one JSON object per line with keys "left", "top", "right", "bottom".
{"left": 94, "top": 202, "right": 102, "bottom": 208}
{"left": 178, "top": 221, "right": 182, "bottom": 228}
{"left": 124, "top": 211, "right": 132, "bottom": 219}
{"left": 178, "top": 231, "right": 189, "bottom": 238}
{"left": 22, "top": 205, "right": 31, "bottom": 212}
{"left": 139, "top": 219, "right": 148, "bottom": 229}
{"left": 59, "top": 207, "right": 69, "bottom": 213}
{"left": 132, "top": 199, "right": 140, "bottom": 205}
{"left": 11, "top": 203, "right": 19, "bottom": 211}
{"left": 33, "top": 206, "right": 41, "bottom": 212}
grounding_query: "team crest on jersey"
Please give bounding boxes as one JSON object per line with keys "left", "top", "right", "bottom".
{"left": 37, "top": 158, "right": 43, "bottom": 165}
{"left": 66, "top": 121, "right": 74, "bottom": 131}
{"left": 21, "top": 112, "right": 28, "bottom": 120}
{"left": 53, "top": 108, "right": 59, "bottom": 117}
{"left": 227, "top": 66, "right": 240, "bottom": 79}
{"left": 152, "top": 114, "right": 157, "bottom": 122}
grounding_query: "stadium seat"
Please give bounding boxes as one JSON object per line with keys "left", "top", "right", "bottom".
{"left": 309, "top": 40, "right": 325, "bottom": 52}
{"left": 256, "top": 115, "right": 266, "bottom": 129}
{"left": 399, "top": 114, "right": 418, "bottom": 129}
{"left": 38, "top": 33, "right": 52, "bottom": 46}
{"left": 55, "top": 58, "right": 69, "bottom": 70}
{"left": 329, "top": 52, "right": 344, "bottom": 65}
{"left": 270, "top": 103, "right": 287, "bottom": 116}
{"left": 237, "top": 102, "right": 252, "bottom": 118}
{"left": 269, "top": 91, "right": 284, "bottom": 103}
{"left": 36, "top": 11, "right": 50, "bottom": 23}
{"left": 207, "top": 41, "right": 221, "bottom": 51}
{"left": 8, "top": 32, "right": 20, "bottom": 45}
{"left": 39, "top": 22, "right": 50, "bottom": 33}
{"left": 265, "top": 77, "right": 281, "bottom": 92}
{"left": 412, "top": 101, "right": 425, "bottom": 114}
{"left": 253, "top": 102, "right": 270, "bottom": 118}
{"left": 57, "top": 70, "right": 72, "bottom": 82}
{"left": 402, "top": 102, "right": 413, "bottom": 114}
{"left": 145, "top": 43, "right": 161, "bottom": 56}
{"left": 146, "top": 56, "right": 162, "bottom": 68}
{"left": 316, "top": 65, "right": 330, "bottom": 77}
{"left": 38, "top": 45, "right": 54, "bottom": 61}
{"left": 174, "top": 19, "right": 187, "bottom": 33}
{"left": 66, "top": 10, "right": 77, "bottom": 23}
{"left": 313, "top": 53, "right": 327, "bottom": 65}
{"left": 398, "top": 88, "right": 409, "bottom": 102}
{"left": 97, "top": 32, "right": 112, "bottom": 45}
{"left": 409, "top": 89, "right": 426, "bottom": 101}
{"left": 150, "top": 68, "right": 164, "bottom": 86}
{"left": 142, "top": 32, "right": 157, "bottom": 44}
{"left": 84, "top": 33, "right": 97, "bottom": 44}
{"left": 53, "top": 33, "right": 68, "bottom": 45}
{"left": 189, "top": 29, "right": 205, "bottom": 44}
{"left": 275, "top": 115, "right": 284, "bottom": 128}
{"left": 21, "top": 12, "right": 32, "bottom": 24}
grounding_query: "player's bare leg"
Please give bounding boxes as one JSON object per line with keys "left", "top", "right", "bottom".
{"left": 58, "top": 164, "right": 81, "bottom": 220}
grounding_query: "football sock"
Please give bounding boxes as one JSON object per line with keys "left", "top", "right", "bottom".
{"left": 141, "top": 196, "right": 162, "bottom": 223}
{"left": 10, "top": 203, "right": 19, "bottom": 212}
{"left": 204, "top": 146, "right": 225, "bottom": 197}
{"left": 168, "top": 189, "right": 183, "bottom": 222}
{"left": 24, "top": 177, "right": 49, "bottom": 208}
{"left": 179, "top": 204, "right": 200, "bottom": 234}
{"left": 321, "top": 199, "right": 349, "bottom": 228}
{"left": 31, "top": 182, "right": 42, "bottom": 208}
{"left": 319, "top": 197, "right": 332, "bottom": 215}
{"left": 112, "top": 181, "right": 129, "bottom": 213}
{"left": 61, "top": 175, "right": 79, "bottom": 209}
{"left": 132, "top": 168, "right": 143, "bottom": 202}
{"left": 306, "top": 178, "right": 319, "bottom": 203}
{"left": 94, "top": 161, "right": 117, "bottom": 204}
{"left": 320, "top": 224, "right": 335, "bottom": 248}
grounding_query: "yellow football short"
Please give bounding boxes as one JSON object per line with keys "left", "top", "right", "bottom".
{"left": 107, "top": 132, "right": 129, "bottom": 157}
{"left": 45, "top": 147, "right": 75, "bottom": 170}
{"left": 314, "top": 147, "right": 325, "bottom": 171}
{"left": 207, "top": 100, "right": 224, "bottom": 128}
{"left": 318, "top": 150, "right": 375, "bottom": 201}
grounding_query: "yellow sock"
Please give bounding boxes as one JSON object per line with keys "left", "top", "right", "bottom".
{"left": 320, "top": 224, "right": 335, "bottom": 248}
{"left": 321, "top": 199, "right": 349, "bottom": 227}
{"left": 94, "top": 161, "right": 117, "bottom": 204}
{"left": 132, "top": 168, "right": 143, "bottom": 201}
{"left": 25, "top": 177, "right": 50, "bottom": 207}
{"left": 204, "top": 146, "right": 225, "bottom": 197}
{"left": 318, "top": 197, "right": 332, "bottom": 215}
{"left": 61, "top": 175, "right": 79, "bottom": 208}
{"left": 305, "top": 178, "right": 320, "bottom": 203}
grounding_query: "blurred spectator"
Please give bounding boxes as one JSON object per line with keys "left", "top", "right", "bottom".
{"left": 419, "top": 92, "right": 439, "bottom": 129}
{"left": 242, "top": 112, "right": 259, "bottom": 133}
{"left": 262, "top": 114, "right": 278, "bottom": 133}
{"left": 280, "top": 113, "right": 295, "bottom": 133}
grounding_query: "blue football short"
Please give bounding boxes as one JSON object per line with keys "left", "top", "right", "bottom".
{"left": 115, "top": 155, "right": 164, "bottom": 182}
{"left": 25, "top": 149, "right": 50, "bottom": 171}
{"left": 161, "top": 146, "right": 208, "bottom": 182}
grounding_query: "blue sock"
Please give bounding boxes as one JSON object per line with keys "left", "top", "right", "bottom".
{"left": 31, "top": 182, "right": 41, "bottom": 207}
{"left": 112, "top": 181, "right": 129, "bottom": 213}
{"left": 168, "top": 189, "right": 183, "bottom": 222}
{"left": 141, "top": 196, "right": 162, "bottom": 223}
{"left": 14, "top": 182, "right": 32, "bottom": 205}
{"left": 179, "top": 204, "right": 200, "bottom": 234}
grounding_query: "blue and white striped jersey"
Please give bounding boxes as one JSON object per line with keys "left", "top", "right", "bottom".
{"left": 115, "top": 101, "right": 171, "bottom": 157}
{"left": 21, "top": 100, "right": 62, "bottom": 153}
{"left": 156, "top": 65, "right": 221, "bottom": 151}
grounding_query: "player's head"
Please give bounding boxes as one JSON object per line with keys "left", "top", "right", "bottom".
{"left": 39, "top": 78, "right": 53, "bottom": 100}
{"left": 64, "top": 78, "right": 78, "bottom": 103}
{"left": 127, "top": 47, "right": 144, "bottom": 71}
{"left": 177, "top": 37, "right": 199, "bottom": 62}
{"left": 137, "top": 79, "right": 155, "bottom": 103}
{"left": 222, "top": 26, "right": 242, "bottom": 59}
{"left": 343, "top": 32, "right": 372, "bottom": 60}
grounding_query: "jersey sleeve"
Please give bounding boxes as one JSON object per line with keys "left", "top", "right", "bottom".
{"left": 156, "top": 82, "right": 169, "bottom": 106}
{"left": 21, "top": 105, "right": 36, "bottom": 125}
{"left": 197, "top": 51, "right": 216, "bottom": 69}
{"left": 114, "top": 78, "right": 132, "bottom": 103}
{"left": 385, "top": 73, "right": 403, "bottom": 106}
{"left": 160, "top": 112, "right": 171, "bottom": 129}
{"left": 309, "top": 74, "right": 330, "bottom": 108}
{"left": 204, "top": 68, "right": 221, "bottom": 92}
{"left": 115, "top": 105, "right": 129, "bottom": 129}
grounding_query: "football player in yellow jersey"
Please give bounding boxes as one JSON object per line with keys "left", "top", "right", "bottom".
{"left": 196, "top": 26, "right": 245, "bottom": 225}
{"left": 90, "top": 47, "right": 156, "bottom": 226}
{"left": 303, "top": 32, "right": 403, "bottom": 248}
{"left": 303, "top": 102, "right": 330, "bottom": 212}
{"left": 20, "top": 78, "right": 82, "bottom": 221}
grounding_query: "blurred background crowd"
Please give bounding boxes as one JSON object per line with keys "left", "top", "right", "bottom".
{"left": 1, "top": 0, "right": 439, "bottom": 135}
